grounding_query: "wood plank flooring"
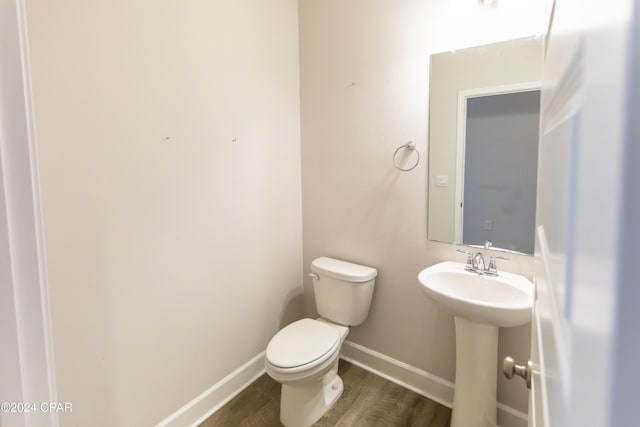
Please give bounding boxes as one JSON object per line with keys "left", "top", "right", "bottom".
{"left": 199, "top": 361, "right": 451, "bottom": 427}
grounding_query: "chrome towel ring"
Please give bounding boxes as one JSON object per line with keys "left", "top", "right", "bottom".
{"left": 393, "top": 141, "right": 420, "bottom": 172}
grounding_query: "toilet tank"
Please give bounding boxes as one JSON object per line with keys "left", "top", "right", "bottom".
{"left": 310, "top": 257, "right": 377, "bottom": 326}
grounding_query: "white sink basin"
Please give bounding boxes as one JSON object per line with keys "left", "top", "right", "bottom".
{"left": 418, "top": 261, "right": 533, "bottom": 327}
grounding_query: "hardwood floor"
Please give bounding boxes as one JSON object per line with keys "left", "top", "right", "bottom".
{"left": 199, "top": 361, "right": 451, "bottom": 427}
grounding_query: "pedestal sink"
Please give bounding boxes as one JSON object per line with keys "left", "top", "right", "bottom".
{"left": 417, "top": 261, "right": 533, "bottom": 427}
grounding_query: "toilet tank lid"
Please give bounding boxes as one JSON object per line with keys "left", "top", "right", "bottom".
{"left": 311, "top": 257, "right": 377, "bottom": 282}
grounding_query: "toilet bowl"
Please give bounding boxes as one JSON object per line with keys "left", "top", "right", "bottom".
{"left": 265, "top": 318, "right": 349, "bottom": 426}
{"left": 265, "top": 257, "right": 377, "bottom": 427}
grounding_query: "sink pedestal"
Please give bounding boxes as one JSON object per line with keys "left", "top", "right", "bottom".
{"left": 451, "top": 317, "right": 499, "bottom": 427}
{"left": 417, "top": 261, "right": 534, "bottom": 426}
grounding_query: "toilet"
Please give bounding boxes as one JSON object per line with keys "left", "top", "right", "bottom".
{"left": 264, "top": 256, "right": 377, "bottom": 427}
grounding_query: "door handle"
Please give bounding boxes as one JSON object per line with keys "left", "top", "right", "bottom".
{"left": 503, "top": 356, "right": 532, "bottom": 389}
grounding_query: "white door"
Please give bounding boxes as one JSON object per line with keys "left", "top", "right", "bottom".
{"left": 529, "top": 0, "right": 640, "bottom": 426}
{"left": 0, "top": 1, "right": 58, "bottom": 426}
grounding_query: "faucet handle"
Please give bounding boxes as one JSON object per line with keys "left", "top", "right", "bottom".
{"left": 487, "top": 255, "right": 509, "bottom": 276}
{"left": 456, "top": 249, "right": 475, "bottom": 272}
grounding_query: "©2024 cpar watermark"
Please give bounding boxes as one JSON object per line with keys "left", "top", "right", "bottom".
{"left": 1, "top": 402, "right": 72, "bottom": 413}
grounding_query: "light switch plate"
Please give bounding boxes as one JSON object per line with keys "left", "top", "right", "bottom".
{"left": 435, "top": 174, "right": 449, "bottom": 187}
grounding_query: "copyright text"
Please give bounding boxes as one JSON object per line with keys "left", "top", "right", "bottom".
{"left": 1, "top": 402, "right": 72, "bottom": 413}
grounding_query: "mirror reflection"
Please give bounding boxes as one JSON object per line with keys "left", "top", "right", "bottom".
{"left": 427, "top": 37, "right": 542, "bottom": 255}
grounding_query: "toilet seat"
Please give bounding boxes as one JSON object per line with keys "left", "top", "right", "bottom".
{"left": 266, "top": 319, "right": 340, "bottom": 374}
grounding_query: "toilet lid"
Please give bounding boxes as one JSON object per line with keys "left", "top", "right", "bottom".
{"left": 266, "top": 319, "right": 340, "bottom": 369}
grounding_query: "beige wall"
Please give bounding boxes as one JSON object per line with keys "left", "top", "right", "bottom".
{"left": 300, "top": 0, "right": 535, "bottom": 413}
{"left": 428, "top": 38, "right": 542, "bottom": 244}
{"left": 25, "top": 1, "right": 302, "bottom": 425}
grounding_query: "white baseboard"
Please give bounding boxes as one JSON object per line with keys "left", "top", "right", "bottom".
{"left": 340, "top": 340, "right": 527, "bottom": 427}
{"left": 155, "top": 351, "right": 266, "bottom": 427}
{"left": 497, "top": 402, "right": 529, "bottom": 427}
{"left": 340, "top": 340, "right": 455, "bottom": 408}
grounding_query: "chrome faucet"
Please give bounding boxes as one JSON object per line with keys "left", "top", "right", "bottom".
{"left": 456, "top": 248, "right": 508, "bottom": 276}
{"left": 473, "top": 252, "right": 485, "bottom": 272}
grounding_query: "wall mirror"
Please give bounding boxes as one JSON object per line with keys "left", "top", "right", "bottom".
{"left": 427, "top": 36, "right": 542, "bottom": 255}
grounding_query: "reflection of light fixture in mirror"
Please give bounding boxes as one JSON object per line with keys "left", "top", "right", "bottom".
{"left": 478, "top": 0, "right": 498, "bottom": 7}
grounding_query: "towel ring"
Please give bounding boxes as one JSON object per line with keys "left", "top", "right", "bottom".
{"left": 393, "top": 141, "right": 420, "bottom": 172}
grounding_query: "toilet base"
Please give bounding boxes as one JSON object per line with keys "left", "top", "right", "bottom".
{"left": 280, "top": 361, "right": 343, "bottom": 427}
